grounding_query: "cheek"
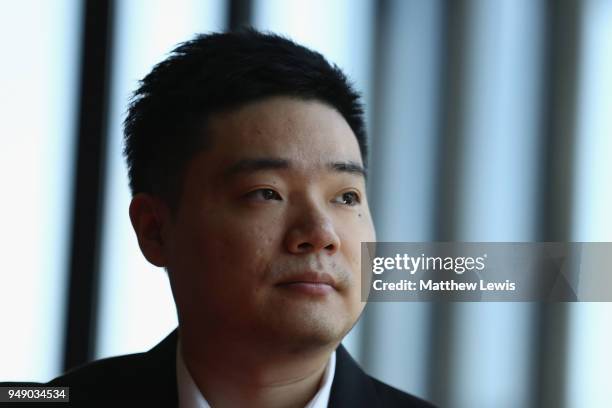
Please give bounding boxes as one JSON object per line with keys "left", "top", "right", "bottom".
{"left": 169, "top": 217, "right": 283, "bottom": 314}
{"left": 339, "top": 211, "right": 375, "bottom": 263}
{"left": 182, "top": 213, "right": 283, "bottom": 278}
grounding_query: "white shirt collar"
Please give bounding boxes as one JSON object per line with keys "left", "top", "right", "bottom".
{"left": 176, "top": 340, "right": 336, "bottom": 408}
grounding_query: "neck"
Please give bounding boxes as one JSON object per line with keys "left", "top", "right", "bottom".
{"left": 179, "top": 331, "right": 337, "bottom": 408}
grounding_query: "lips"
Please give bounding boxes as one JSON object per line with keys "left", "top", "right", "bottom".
{"left": 276, "top": 271, "right": 337, "bottom": 290}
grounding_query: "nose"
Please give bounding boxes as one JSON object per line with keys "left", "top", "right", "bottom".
{"left": 284, "top": 205, "right": 340, "bottom": 255}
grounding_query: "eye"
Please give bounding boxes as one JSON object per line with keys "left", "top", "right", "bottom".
{"left": 332, "top": 191, "right": 361, "bottom": 206}
{"left": 245, "top": 188, "right": 282, "bottom": 201}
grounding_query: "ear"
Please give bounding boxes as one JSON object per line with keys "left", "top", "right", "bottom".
{"left": 129, "top": 193, "right": 171, "bottom": 267}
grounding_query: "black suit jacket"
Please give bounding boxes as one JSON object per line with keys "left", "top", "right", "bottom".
{"left": 2, "top": 329, "right": 435, "bottom": 407}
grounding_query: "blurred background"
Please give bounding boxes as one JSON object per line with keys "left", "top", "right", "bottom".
{"left": 0, "top": 0, "right": 610, "bottom": 407}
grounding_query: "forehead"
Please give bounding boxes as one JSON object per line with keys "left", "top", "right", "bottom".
{"left": 204, "top": 97, "right": 363, "bottom": 167}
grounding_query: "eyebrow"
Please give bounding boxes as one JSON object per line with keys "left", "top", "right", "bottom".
{"left": 330, "top": 161, "right": 367, "bottom": 178}
{"left": 222, "top": 158, "right": 367, "bottom": 179}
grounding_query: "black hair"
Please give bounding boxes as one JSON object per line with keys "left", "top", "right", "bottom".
{"left": 123, "top": 28, "right": 367, "bottom": 208}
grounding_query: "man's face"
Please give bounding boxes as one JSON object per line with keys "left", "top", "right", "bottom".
{"left": 163, "top": 96, "right": 375, "bottom": 350}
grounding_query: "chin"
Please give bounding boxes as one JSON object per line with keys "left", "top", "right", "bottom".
{"left": 264, "top": 308, "right": 356, "bottom": 351}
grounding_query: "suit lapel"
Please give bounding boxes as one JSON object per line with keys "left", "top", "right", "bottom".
{"left": 143, "top": 331, "right": 381, "bottom": 408}
{"left": 328, "top": 345, "right": 380, "bottom": 408}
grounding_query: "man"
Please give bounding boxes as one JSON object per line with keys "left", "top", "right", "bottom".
{"left": 3, "top": 30, "right": 434, "bottom": 407}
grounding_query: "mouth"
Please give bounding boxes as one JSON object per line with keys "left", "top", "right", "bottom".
{"left": 275, "top": 272, "right": 337, "bottom": 296}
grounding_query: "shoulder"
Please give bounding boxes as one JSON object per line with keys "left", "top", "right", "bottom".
{"left": 0, "top": 354, "right": 147, "bottom": 407}
{"left": 0, "top": 353, "right": 145, "bottom": 389}
{"left": 49, "top": 352, "right": 151, "bottom": 406}
{"left": 48, "top": 352, "right": 147, "bottom": 388}
{"left": 1, "top": 330, "right": 179, "bottom": 407}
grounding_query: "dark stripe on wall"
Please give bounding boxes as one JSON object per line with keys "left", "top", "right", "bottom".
{"left": 228, "top": 0, "right": 253, "bottom": 30}
{"left": 63, "top": 0, "right": 115, "bottom": 372}
{"left": 427, "top": 1, "right": 468, "bottom": 406}
{"left": 534, "top": 0, "right": 583, "bottom": 406}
